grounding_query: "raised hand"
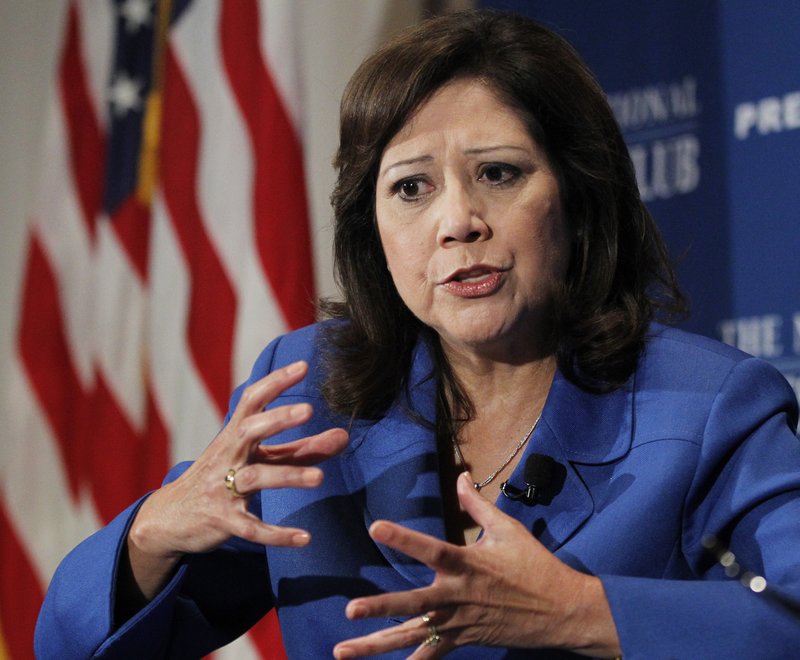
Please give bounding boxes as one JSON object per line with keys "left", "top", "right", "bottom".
{"left": 123, "top": 361, "right": 349, "bottom": 602}
{"left": 333, "top": 472, "right": 619, "bottom": 659}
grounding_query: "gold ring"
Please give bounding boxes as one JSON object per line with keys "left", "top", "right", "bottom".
{"left": 421, "top": 613, "right": 440, "bottom": 647}
{"left": 224, "top": 467, "right": 246, "bottom": 498}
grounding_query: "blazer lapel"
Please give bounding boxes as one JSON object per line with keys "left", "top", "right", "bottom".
{"left": 340, "top": 340, "right": 444, "bottom": 587}
{"left": 496, "top": 369, "right": 635, "bottom": 553}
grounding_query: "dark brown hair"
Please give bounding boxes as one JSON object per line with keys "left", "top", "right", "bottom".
{"left": 321, "top": 9, "right": 686, "bottom": 419}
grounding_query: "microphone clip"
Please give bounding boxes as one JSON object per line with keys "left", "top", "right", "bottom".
{"left": 500, "top": 453, "right": 560, "bottom": 506}
{"left": 499, "top": 480, "right": 539, "bottom": 505}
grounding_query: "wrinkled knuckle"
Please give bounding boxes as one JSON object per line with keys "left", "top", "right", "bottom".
{"left": 237, "top": 518, "right": 260, "bottom": 539}
{"left": 408, "top": 595, "right": 429, "bottom": 615}
{"left": 281, "top": 403, "right": 309, "bottom": 425}
{"left": 241, "top": 383, "right": 256, "bottom": 402}
{"left": 206, "top": 511, "right": 227, "bottom": 531}
{"left": 256, "top": 410, "right": 282, "bottom": 437}
{"left": 127, "top": 517, "right": 149, "bottom": 548}
{"left": 402, "top": 627, "right": 423, "bottom": 647}
{"left": 429, "top": 544, "right": 451, "bottom": 566}
{"left": 234, "top": 466, "right": 253, "bottom": 490}
{"left": 258, "top": 444, "right": 276, "bottom": 460}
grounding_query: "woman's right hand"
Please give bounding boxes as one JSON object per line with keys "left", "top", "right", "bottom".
{"left": 123, "top": 360, "right": 349, "bottom": 602}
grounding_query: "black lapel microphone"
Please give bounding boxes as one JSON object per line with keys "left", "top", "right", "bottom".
{"left": 500, "top": 453, "right": 556, "bottom": 505}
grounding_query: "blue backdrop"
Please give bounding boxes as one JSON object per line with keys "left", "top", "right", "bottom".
{"left": 482, "top": 0, "right": 800, "bottom": 400}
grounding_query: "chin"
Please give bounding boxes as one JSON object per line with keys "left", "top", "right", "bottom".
{"left": 439, "top": 324, "right": 517, "bottom": 354}
{"left": 436, "top": 315, "right": 553, "bottom": 361}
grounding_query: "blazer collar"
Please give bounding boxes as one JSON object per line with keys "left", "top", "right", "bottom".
{"left": 541, "top": 366, "right": 634, "bottom": 465}
{"left": 340, "top": 340, "right": 635, "bottom": 587}
{"left": 495, "top": 367, "right": 635, "bottom": 553}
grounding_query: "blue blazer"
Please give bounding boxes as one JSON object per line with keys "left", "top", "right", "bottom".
{"left": 36, "top": 323, "right": 800, "bottom": 659}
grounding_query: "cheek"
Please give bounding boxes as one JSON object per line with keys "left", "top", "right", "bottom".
{"left": 376, "top": 228, "right": 424, "bottom": 300}
{"left": 551, "top": 211, "right": 572, "bottom": 278}
{"left": 386, "top": 249, "right": 429, "bottom": 294}
{"left": 511, "top": 200, "right": 570, "bottom": 282}
{"left": 532, "top": 194, "right": 569, "bottom": 260}
{"left": 544, "top": 214, "right": 570, "bottom": 277}
{"left": 384, "top": 248, "right": 435, "bottom": 322}
{"left": 379, "top": 231, "right": 404, "bottom": 275}
{"left": 378, "top": 217, "right": 427, "bottom": 272}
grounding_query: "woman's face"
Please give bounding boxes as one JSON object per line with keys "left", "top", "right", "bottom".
{"left": 375, "top": 78, "right": 569, "bottom": 360}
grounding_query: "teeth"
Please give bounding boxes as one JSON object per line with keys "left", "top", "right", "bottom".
{"left": 457, "top": 271, "right": 491, "bottom": 283}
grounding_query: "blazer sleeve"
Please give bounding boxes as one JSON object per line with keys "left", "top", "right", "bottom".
{"left": 600, "top": 357, "right": 800, "bottom": 659}
{"left": 34, "top": 337, "right": 287, "bottom": 659}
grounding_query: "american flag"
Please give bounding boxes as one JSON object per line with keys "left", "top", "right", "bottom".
{"left": 0, "top": 0, "right": 318, "bottom": 656}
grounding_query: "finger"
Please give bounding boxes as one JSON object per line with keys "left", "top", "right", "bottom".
{"left": 407, "top": 632, "right": 453, "bottom": 660}
{"left": 368, "top": 520, "right": 464, "bottom": 573}
{"left": 228, "top": 510, "right": 313, "bottom": 548}
{"left": 253, "top": 427, "right": 349, "bottom": 465}
{"left": 230, "top": 462, "right": 326, "bottom": 494}
{"left": 235, "top": 401, "right": 314, "bottom": 451}
{"left": 456, "top": 471, "right": 510, "bottom": 536}
{"left": 231, "top": 361, "right": 308, "bottom": 424}
{"left": 345, "top": 585, "right": 437, "bottom": 621}
{"left": 333, "top": 615, "right": 447, "bottom": 659}
{"left": 218, "top": 430, "right": 348, "bottom": 502}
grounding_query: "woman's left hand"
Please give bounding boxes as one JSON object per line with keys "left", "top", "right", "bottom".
{"left": 333, "top": 472, "right": 620, "bottom": 659}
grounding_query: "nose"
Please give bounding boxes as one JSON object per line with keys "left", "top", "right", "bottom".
{"left": 436, "top": 180, "right": 491, "bottom": 247}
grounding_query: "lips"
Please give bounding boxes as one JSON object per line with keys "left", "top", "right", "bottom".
{"left": 441, "top": 266, "right": 504, "bottom": 298}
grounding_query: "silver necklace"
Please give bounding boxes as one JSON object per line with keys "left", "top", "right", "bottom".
{"left": 452, "top": 416, "right": 540, "bottom": 491}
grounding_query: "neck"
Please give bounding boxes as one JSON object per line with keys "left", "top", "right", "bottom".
{"left": 435, "top": 347, "right": 557, "bottom": 545}
{"left": 442, "top": 342, "right": 558, "bottom": 417}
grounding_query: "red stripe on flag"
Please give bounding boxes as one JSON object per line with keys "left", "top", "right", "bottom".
{"left": 220, "top": 1, "right": 316, "bottom": 330}
{"left": 110, "top": 196, "right": 152, "bottom": 282}
{"left": 247, "top": 610, "right": 288, "bottom": 660}
{"left": 59, "top": 2, "right": 105, "bottom": 239}
{"left": 159, "top": 47, "right": 237, "bottom": 415}
{"left": 88, "top": 375, "right": 170, "bottom": 523}
{"left": 17, "top": 234, "right": 88, "bottom": 499}
{"left": 0, "top": 500, "right": 44, "bottom": 660}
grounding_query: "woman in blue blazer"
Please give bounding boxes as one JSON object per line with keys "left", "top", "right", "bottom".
{"left": 36, "top": 10, "right": 800, "bottom": 659}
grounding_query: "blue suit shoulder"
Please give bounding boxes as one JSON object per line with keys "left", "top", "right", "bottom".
{"left": 635, "top": 324, "right": 798, "bottom": 443}
{"left": 643, "top": 322, "right": 791, "bottom": 385}
{"left": 250, "top": 322, "right": 326, "bottom": 372}
{"left": 646, "top": 323, "right": 752, "bottom": 367}
{"left": 227, "top": 321, "right": 342, "bottom": 416}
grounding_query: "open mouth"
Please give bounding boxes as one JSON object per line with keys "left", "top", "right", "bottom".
{"left": 452, "top": 268, "right": 495, "bottom": 282}
{"left": 442, "top": 267, "right": 503, "bottom": 297}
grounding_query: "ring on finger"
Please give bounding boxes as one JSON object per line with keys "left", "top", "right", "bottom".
{"left": 224, "top": 467, "right": 247, "bottom": 498}
{"left": 420, "top": 613, "right": 440, "bottom": 647}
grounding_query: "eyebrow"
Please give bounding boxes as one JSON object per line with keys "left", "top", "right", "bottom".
{"left": 464, "top": 145, "right": 532, "bottom": 156}
{"left": 380, "top": 145, "right": 532, "bottom": 177}
{"left": 380, "top": 155, "right": 434, "bottom": 178}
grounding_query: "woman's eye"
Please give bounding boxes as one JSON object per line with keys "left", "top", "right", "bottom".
{"left": 394, "top": 178, "right": 433, "bottom": 200}
{"left": 479, "top": 163, "right": 520, "bottom": 186}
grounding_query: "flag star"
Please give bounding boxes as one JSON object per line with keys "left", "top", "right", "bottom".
{"left": 120, "top": 0, "right": 152, "bottom": 33}
{"left": 109, "top": 72, "right": 143, "bottom": 117}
